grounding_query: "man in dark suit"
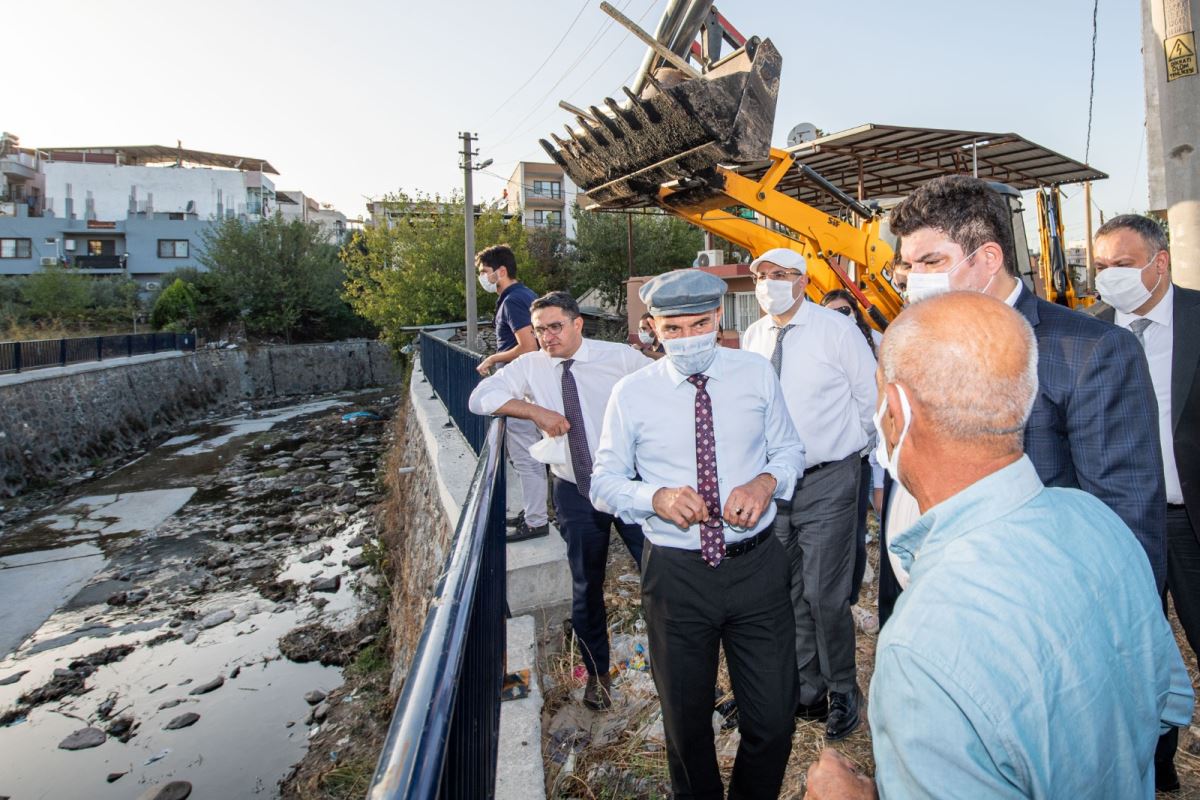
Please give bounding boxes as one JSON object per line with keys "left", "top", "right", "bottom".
{"left": 876, "top": 177, "right": 1166, "bottom": 628}
{"left": 1093, "top": 213, "right": 1200, "bottom": 793}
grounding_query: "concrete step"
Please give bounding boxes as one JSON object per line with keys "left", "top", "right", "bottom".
{"left": 497, "top": 614, "right": 546, "bottom": 800}
{"left": 507, "top": 523, "right": 570, "bottom": 616}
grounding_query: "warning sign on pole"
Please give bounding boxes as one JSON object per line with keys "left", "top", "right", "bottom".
{"left": 1165, "top": 31, "right": 1198, "bottom": 80}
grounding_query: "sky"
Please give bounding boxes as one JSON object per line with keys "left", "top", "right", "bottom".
{"left": 10, "top": 0, "right": 1147, "bottom": 245}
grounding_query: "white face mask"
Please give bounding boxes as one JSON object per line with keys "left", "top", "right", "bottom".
{"left": 1095, "top": 256, "right": 1162, "bottom": 314}
{"left": 478, "top": 272, "right": 498, "bottom": 294}
{"left": 662, "top": 330, "right": 719, "bottom": 375}
{"left": 754, "top": 278, "right": 800, "bottom": 316}
{"left": 904, "top": 245, "right": 989, "bottom": 304}
{"left": 872, "top": 385, "right": 913, "bottom": 485}
{"left": 637, "top": 329, "right": 655, "bottom": 346}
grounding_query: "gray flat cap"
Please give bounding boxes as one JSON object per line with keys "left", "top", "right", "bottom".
{"left": 640, "top": 269, "right": 727, "bottom": 316}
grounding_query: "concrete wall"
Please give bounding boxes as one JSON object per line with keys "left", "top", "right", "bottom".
{"left": 0, "top": 340, "right": 400, "bottom": 497}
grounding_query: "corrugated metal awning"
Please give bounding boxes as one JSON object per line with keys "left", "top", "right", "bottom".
{"left": 735, "top": 123, "right": 1106, "bottom": 213}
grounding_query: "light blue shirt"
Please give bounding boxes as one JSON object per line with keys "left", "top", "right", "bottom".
{"left": 873, "top": 456, "right": 1193, "bottom": 800}
{"left": 590, "top": 346, "right": 805, "bottom": 549}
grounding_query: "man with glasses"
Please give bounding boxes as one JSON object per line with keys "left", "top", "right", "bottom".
{"left": 468, "top": 291, "right": 650, "bottom": 710}
{"left": 741, "top": 247, "right": 878, "bottom": 740}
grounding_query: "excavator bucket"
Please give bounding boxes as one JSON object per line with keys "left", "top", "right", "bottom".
{"left": 539, "top": 37, "right": 782, "bottom": 209}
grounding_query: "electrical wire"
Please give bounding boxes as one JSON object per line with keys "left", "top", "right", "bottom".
{"left": 479, "top": 0, "right": 592, "bottom": 127}
{"left": 1084, "top": 0, "right": 1099, "bottom": 164}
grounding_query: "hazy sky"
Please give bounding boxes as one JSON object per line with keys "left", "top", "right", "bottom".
{"left": 11, "top": 1, "right": 1146, "bottom": 244}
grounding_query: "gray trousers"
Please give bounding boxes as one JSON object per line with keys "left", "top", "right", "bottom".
{"left": 505, "top": 417, "right": 548, "bottom": 527}
{"left": 773, "top": 452, "right": 860, "bottom": 703}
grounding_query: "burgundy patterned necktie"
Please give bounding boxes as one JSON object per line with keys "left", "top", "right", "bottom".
{"left": 687, "top": 374, "right": 725, "bottom": 567}
{"left": 560, "top": 359, "right": 593, "bottom": 498}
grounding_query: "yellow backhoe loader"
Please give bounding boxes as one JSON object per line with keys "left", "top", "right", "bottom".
{"left": 540, "top": 1, "right": 1104, "bottom": 328}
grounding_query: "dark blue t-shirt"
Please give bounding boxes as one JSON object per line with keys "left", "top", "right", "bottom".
{"left": 494, "top": 282, "right": 537, "bottom": 352}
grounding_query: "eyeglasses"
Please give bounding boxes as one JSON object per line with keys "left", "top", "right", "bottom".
{"left": 533, "top": 321, "right": 568, "bottom": 337}
{"left": 750, "top": 270, "right": 803, "bottom": 284}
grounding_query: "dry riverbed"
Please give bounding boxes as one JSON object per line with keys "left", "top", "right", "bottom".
{"left": 0, "top": 389, "right": 398, "bottom": 799}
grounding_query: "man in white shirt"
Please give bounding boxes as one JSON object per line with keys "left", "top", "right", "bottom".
{"left": 468, "top": 291, "right": 650, "bottom": 710}
{"left": 741, "top": 247, "right": 878, "bottom": 741}
{"left": 591, "top": 269, "right": 806, "bottom": 800}
{"left": 1093, "top": 214, "right": 1200, "bottom": 793}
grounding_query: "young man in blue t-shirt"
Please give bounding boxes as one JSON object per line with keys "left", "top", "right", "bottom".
{"left": 475, "top": 244, "right": 549, "bottom": 541}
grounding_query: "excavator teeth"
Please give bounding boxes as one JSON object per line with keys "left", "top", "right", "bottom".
{"left": 542, "top": 37, "right": 782, "bottom": 208}
{"left": 539, "top": 139, "right": 567, "bottom": 169}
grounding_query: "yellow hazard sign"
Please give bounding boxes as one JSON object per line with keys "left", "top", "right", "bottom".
{"left": 1165, "top": 31, "right": 1197, "bottom": 81}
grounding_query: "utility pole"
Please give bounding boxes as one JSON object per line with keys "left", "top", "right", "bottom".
{"left": 460, "top": 131, "right": 479, "bottom": 351}
{"left": 626, "top": 212, "right": 635, "bottom": 276}
{"left": 1143, "top": 0, "right": 1200, "bottom": 288}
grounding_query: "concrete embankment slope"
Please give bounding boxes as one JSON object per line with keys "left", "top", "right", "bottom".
{"left": 0, "top": 340, "right": 400, "bottom": 497}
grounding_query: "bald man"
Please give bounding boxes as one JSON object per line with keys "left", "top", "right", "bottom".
{"left": 807, "top": 292, "right": 1192, "bottom": 800}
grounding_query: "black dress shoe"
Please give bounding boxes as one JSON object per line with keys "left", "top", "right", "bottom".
{"left": 1156, "top": 759, "right": 1181, "bottom": 793}
{"left": 825, "top": 687, "right": 860, "bottom": 740}
{"left": 795, "top": 694, "right": 829, "bottom": 722}
{"left": 507, "top": 521, "right": 549, "bottom": 543}
{"left": 506, "top": 510, "right": 524, "bottom": 528}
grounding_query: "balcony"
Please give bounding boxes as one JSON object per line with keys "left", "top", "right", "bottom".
{"left": 72, "top": 255, "right": 125, "bottom": 270}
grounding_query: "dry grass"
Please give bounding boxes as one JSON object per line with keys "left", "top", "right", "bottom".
{"left": 539, "top": 513, "right": 1200, "bottom": 799}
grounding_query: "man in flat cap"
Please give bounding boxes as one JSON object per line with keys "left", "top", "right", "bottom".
{"left": 743, "top": 247, "right": 878, "bottom": 740}
{"left": 591, "top": 268, "right": 806, "bottom": 800}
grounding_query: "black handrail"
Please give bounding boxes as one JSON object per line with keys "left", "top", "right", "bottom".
{"left": 369, "top": 333, "right": 508, "bottom": 798}
{"left": 0, "top": 331, "right": 196, "bottom": 375}
{"left": 417, "top": 332, "right": 490, "bottom": 453}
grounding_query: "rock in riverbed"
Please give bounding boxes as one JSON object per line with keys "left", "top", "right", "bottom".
{"left": 163, "top": 712, "right": 200, "bottom": 730}
{"left": 136, "top": 781, "right": 193, "bottom": 800}
{"left": 58, "top": 727, "right": 106, "bottom": 750}
{"left": 188, "top": 676, "right": 224, "bottom": 695}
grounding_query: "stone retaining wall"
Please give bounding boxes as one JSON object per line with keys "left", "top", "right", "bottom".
{"left": 0, "top": 340, "right": 400, "bottom": 497}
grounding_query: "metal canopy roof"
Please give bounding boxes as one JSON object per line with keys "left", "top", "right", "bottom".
{"left": 38, "top": 144, "right": 278, "bottom": 174}
{"left": 738, "top": 123, "right": 1106, "bottom": 214}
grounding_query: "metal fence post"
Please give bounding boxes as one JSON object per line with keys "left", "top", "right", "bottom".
{"left": 59, "top": 338, "right": 67, "bottom": 367}
{"left": 96, "top": 336, "right": 103, "bottom": 362}
{"left": 126, "top": 334, "right": 133, "bottom": 358}
{"left": 14, "top": 342, "right": 21, "bottom": 373}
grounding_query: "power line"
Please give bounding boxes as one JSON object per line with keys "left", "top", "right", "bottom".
{"left": 488, "top": 0, "right": 641, "bottom": 152}
{"left": 1084, "top": 0, "right": 1099, "bottom": 164}
{"left": 480, "top": 0, "right": 592, "bottom": 127}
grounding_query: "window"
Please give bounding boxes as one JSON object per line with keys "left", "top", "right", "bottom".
{"left": 0, "top": 238, "right": 31, "bottom": 258}
{"left": 158, "top": 239, "right": 189, "bottom": 258}
{"left": 721, "top": 291, "right": 763, "bottom": 335}
{"left": 532, "top": 180, "right": 562, "bottom": 198}
{"left": 533, "top": 210, "right": 562, "bottom": 227}
{"left": 88, "top": 240, "right": 103, "bottom": 256}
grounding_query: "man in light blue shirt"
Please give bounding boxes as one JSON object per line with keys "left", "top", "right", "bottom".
{"left": 807, "top": 291, "right": 1193, "bottom": 800}
{"left": 592, "top": 269, "right": 806, "bottom": 800}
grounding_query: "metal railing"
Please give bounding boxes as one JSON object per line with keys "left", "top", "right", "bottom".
{"left": 0, "top": 331, "right": 196, "bottom": 375}
{"left": 370, "top": 331, "right": 508, "bottom": 799}
{"left": 416, "top": 332, "right": 491, "bottom": 453}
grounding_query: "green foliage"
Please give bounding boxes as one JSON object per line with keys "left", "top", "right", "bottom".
{"left": 199, "top": 214, "right": 370, "bottom": 342}
{"left": 569, "top": 207, "right": 703, "bottom": 308}
{"left": 22, "top": 266, "right": 92, "bottom": 321}
{"left": 151, "top": 278, "right": 200, "bottom": 330}
{"left": 340, "top": 191, "right": 531, "bottom": 347}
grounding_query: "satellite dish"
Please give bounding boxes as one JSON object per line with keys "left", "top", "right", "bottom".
{"left": 787, "top": 122, "right": 819, "bottom": 147}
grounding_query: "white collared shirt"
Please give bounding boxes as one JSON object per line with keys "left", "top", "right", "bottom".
{"left": 468, "top": 338, "right": 652, "bottom": 484}
{"left": 742, "top": 299, "right": 877, "bottom": 465}
{"left": 1116, "top": 285, "right": 1182, "bottom": 504}
{"left": 590, "top": 347, "right": 806, "bottom": 548}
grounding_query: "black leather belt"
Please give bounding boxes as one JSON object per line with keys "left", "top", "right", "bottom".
{"left": 1168, "top": 503, "right": 1187, "bottom": 510}
{"left": 804, "top": 461, "right": 831, "bottom": 476}
{"left": 702, "top": 528, "right": 772, "bottom": 559}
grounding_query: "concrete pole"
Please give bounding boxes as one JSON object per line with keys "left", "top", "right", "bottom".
{"left": 461, "top": 131, "right": 479, "bottom": 352}
{"left": 626, "top": 212, "right": 635, "bottom": 276}
{"left": 1143, "top": 0, "right": 1200, "bottom": 288}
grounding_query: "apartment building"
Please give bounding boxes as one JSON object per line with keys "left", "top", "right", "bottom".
{"left": 505, "top": 161, "right": 577, "bottom": 239}
{"left": 277, "top": 189, "right": 349, "bottom": 243}
{"left": 0, "top": 134, "right": 284, "bottom": 291}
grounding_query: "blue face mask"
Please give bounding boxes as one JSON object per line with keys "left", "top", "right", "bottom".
{"left": 662, "top": 331, "right": 719, "bottom": 375}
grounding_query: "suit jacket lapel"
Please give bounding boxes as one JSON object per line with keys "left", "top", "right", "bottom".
{"left": 1173, "top": 286, "right": 1200, "bottom": 433}
{"left": 1014, "top": 283, "right": 1041, "bottom": 327}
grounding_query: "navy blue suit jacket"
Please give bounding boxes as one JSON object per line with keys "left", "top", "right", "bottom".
{"left": 1015, "top": 284, "right": 1166, "bottom": 587}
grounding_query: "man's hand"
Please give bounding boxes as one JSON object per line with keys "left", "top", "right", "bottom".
{"left": 476, "top": 356, "right": 497, "bottom": 376}
{"left": 721, "top": 473, "right": 776, "bottom": 528}
{"left": 806, "top": 748, "right": 877, "bottom": 800}
{"left": 531, "top": 407, "right": 570, "bottom": 437}
{"left": 652, "top": 487, "right": 709, "bottom": 530}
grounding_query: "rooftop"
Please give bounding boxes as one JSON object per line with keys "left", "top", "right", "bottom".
{"left": 27, "top": 144, "right": 279, "bottom": 174}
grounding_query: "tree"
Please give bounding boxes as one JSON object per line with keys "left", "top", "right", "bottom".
{"left": 22, "top": 266, "right": 91, "bottom": 322}
{"left": 569, "top": 207, "right": 703, "bottom": 308}
{"left": 198, "top": 214, "right": 365, "bottom": 342}
{"left": 151, "top": 278, "right": 200, "bottom": 330}
{"left": 341, "top": 190, "right": 531, "bottom": 347}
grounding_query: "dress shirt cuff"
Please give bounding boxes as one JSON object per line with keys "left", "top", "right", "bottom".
{"left": 471, "top": 386, "right": 512, "bottom": 416}
{"left": 764, "top": 464, "right": 798, "bottom": 500}
{"left": 631, "top": 482, "right": 659, "bottom": 515}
